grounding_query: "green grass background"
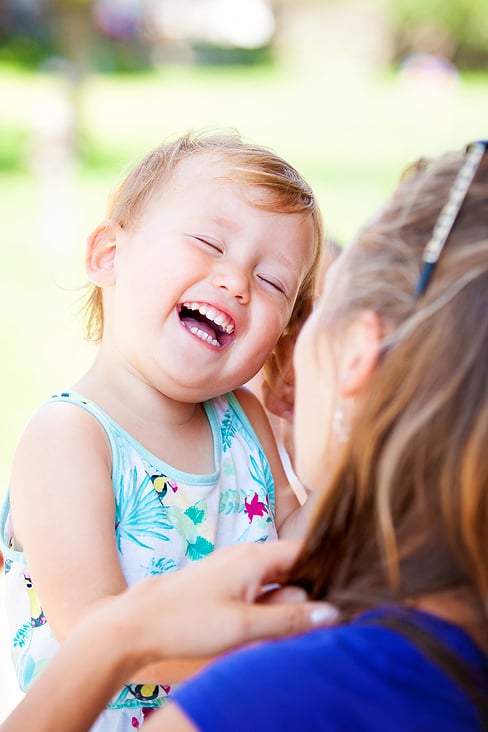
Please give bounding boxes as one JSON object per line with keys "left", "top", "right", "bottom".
{"left": 0, "top": 61, "right": 486, "bottom": 494}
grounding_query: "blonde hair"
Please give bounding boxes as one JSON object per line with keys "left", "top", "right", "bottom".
{"left": 83, "top": 130, "right": 323, "bottom": 377}
{"left": 290, "top": 150, "right": 488, "bottom": 621}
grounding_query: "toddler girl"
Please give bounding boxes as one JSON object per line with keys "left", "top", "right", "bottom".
{"left": 0, "top": 130, "right": 323, "bottom": 731}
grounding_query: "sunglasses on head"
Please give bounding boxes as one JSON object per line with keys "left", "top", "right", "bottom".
{"left": 415, "top": 140, "right": 488, "bottom": 299}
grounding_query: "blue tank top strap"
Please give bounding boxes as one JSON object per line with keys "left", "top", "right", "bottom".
{"left": 0, "top": 487, "right": 12, "bottom": 555}
{"left": 210, "top": 391, "right": 276, "bottom": 515}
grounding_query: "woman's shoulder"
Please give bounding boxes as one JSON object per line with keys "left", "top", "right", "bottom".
{"left": 173, "top": 617, "right": 483, "bottom": 731}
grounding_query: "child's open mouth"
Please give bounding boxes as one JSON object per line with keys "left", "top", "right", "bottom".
{"left": 178, "top": 302, "right": 236, "bottom": 348}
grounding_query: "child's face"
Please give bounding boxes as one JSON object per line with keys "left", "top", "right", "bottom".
{"left": 104, "top": 154, "right": 315, "bottom": 402}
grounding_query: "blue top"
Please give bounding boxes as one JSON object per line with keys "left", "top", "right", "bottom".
{"left": 173, "top": 607, "right": 487, "bottom": 731}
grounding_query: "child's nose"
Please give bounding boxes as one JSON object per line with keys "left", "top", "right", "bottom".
{"left": 212, "top": 263, "right": 250, "bottom": 304}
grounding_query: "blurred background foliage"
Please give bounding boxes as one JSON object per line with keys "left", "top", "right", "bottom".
{"left": 0, "top": 0, "right": 486, "bottom": 492}
{"left": 2, "top": 0, "right": 488, "bottom": 71}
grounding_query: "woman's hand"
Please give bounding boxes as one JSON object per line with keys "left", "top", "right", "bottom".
{"left": 1, "top": 541, "right": 336, "bottom": 732}
{"left": 122, "top": 540, "right": 337, "bottom": 665}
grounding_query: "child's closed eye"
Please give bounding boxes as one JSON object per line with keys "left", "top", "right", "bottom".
{"left": 194, "top": 236, "right": 224, "bottom": 254}
{"left": 257, "top": 273, "right": 288, "bottom": 297}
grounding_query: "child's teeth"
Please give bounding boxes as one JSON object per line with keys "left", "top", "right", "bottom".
{"left": 189, "top": 326, "right": 219, "bottom": 347}
{"left": 204, "top": 306, "right": 217, "bottom": 321}
{"left": 181, "top": 302, "right": 234, "bottom": 334}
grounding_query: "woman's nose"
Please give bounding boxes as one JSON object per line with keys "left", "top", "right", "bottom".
{"left": 212, "top": 263, "right": 250, "bottom": 304}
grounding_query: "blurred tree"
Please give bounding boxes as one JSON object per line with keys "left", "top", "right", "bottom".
{"left": 388, "top": 0, "right": 488, "bottom": 66}
{"left": 272, "top": 0, "right": 488, "bottom": 69}
{"left": 0, "top": 0, "right": 95, "bottom": 72}
{"left": 49, "top": 0, "right": 95, "bottom": 78}
{"left": 0, "top": 0, "right": 53, "bottom": 66}
{"left": 2, "top": 0, "right": 488, "bottom": 71}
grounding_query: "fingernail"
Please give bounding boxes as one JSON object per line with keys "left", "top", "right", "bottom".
{"left": 259, "top": 582, "right": 282, "bottom": 594}
{"left": 310, "top": 605, "right": 339, "bottom": 625}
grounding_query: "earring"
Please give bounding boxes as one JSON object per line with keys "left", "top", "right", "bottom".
{"left": 332, "top": 401, "right": 350, "bottom": 443}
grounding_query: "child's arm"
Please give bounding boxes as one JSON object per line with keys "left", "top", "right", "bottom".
{"left": 234, "top": 388, "right": 314, "bottom": 539}
{"left": 2, "top": 541, "right": 334, "bottom": 732}
{"left": 10, "top": 401, "right": 128, "bottom": 638}
{"left": 9, "top": 401, "right": 205, "bottom": 685}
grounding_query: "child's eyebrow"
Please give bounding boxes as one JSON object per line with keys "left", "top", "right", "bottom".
{"left": 193, "top": 214, "right": 239, "bottom": 233}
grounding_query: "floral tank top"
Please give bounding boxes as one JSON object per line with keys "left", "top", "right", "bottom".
{"left": 0, "top": 390, "right": 278, "bottom": 731}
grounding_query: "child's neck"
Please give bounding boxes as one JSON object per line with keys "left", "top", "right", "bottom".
{"left": 72, "top": 365, "right": 215, "bottom": 475}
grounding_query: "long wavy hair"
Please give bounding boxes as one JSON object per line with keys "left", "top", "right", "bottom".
{"left": 289, "top": 150, "right": 488, "bottom": 624}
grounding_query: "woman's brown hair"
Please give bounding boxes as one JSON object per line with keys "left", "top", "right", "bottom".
{"left": 290, "top": 149, "right": 488, "bottom": 623}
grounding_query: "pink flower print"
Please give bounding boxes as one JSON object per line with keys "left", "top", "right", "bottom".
{"left": 244, "top": 492, "right": 269, "bottom": 524}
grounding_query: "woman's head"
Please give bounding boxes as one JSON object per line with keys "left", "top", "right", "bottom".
{"left": 83, "top": 130, "right": 323, "bottom": 379}
{"left": 291, "top": 145, "right": 488, "bottom": 616}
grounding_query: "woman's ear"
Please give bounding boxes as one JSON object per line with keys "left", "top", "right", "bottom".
{"left": 85, "top": 220, "right": 121, "bottom": 286}
{"left": 339, "top": 310, "right": 381, "bottom": 398}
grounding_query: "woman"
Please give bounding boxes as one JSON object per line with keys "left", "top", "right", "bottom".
{"left": 2, "top": 141, "right": 487, "bottom": 731}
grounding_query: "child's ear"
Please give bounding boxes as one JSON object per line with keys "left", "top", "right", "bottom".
{"left": 339, "top": 310, "right": 381, "bottom": 398}
{"left": 85, "top": 220, "right": 121, "bottom": 286}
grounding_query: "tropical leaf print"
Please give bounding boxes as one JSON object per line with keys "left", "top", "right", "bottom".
{"left": 18, "top": 655, "right": 49, "bottom": 690}
{"left": 115, "top": 466, "right": 173, "bottom": 552}
{"left": 219, "top": 488, "right": 240, "bottom": 515}
{"left": 186, "top": 536, "right": 214, "bottom": 561}
{"left": 249, "top": 452, "right": 275, "bottom": 515}
{"left": 184, "top": 501, "right": 207, "bottom": 526}
{"left": 142, "top": 557, "right": 177, "bottom": 575}
{"left": 232, "top": 411, "right": 256, "bottom": 451}
{"left": 166, "top": 505, "right": 196, "bottom": 543}
{"left": 221, "top": 409, "right": 236, "bottom": 452}
{"left": 166, "top": 500, "right": 207, "bottom": 541}
{"left": 234, "top": 525, "right": 269, "bottom": 544}
{"left": 12, "top": 623, "right": 31, "bottom": 649}
{"left": 223, "top": 460, "right": 236, "bottom": 477}
{"left": 165, "top": 503, "right": 214, "bottom": 561}
{"left": 248, "top": 454, "right": 267, "bottom": 492}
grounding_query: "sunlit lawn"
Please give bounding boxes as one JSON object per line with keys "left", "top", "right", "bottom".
{"left": 0, "top": 60, "right": 486, "bottom": 492}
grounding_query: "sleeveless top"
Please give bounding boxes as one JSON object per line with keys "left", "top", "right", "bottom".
{"left": 0, "top": 390, "right": 278, "bottom": 731}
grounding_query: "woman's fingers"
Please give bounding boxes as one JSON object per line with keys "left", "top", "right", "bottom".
{"left": 236, "top": 600, "right": 338, "bottom": 644}
{"left": 236, "top": 541, "right": 305, "bottom": 599}
{"left": 257, "top": 584, "right": 309, "bottom": 604}
{"left": 127, "top": 542, "right": 335, "bottom": 661}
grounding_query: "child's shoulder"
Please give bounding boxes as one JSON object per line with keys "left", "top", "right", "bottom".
{"left": 208, "top": 388, "right": 269, "bottom": 434}
{"left": 8, "top": 393, "right": 113, "bottom": 539}
{"left": 231, "top": 387, "right": 268, "bottom": 425}
{"left": 206, "top": 389, "right": 271, "bottom": 454}
{"left": 14, "top": 392, "right": 111, "bottom": 467}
